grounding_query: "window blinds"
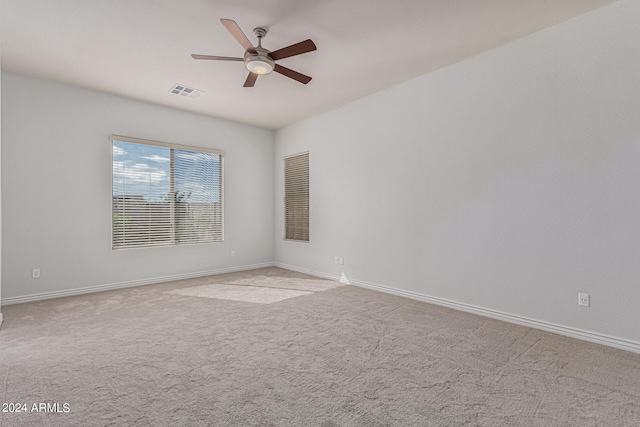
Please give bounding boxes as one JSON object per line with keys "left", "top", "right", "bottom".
{"left": 112, "top": 136, "right": 223, "bottom": 249}
{"left": 284, "top": 152, "right": 309, "bottom": 242}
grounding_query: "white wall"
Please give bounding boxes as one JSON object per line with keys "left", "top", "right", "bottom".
{"left": 275, "top": 0, "right": 640, "bottom": 345}
{"left": 2, "top": 72, "right": 274, "bottom": 301}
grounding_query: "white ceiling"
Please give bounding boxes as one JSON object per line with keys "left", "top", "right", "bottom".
{"left": 0, "top": 0, "right": 616, "bottom": 130}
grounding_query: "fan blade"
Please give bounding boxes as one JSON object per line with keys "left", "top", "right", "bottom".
{"left": 191, "top": 54, "right": 243, "bottom": 61}
{"left": 269, "top": 39, "right": 317, "bottom": 61}
{"left": 220, "top": 19, "right": 255, "bottom": 53}
{"left": 243, "top": 72, "right": 258, "bottom": 87}
{"left": 274, "top": 64, "right": 312, "bottom": 84}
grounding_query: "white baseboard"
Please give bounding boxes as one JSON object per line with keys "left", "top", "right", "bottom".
{"left": 274, "top": 263, "right": 342, "bottom": 282}
{"left": 275, "top": 262, "right": 640, "bottom": 354}
{"left": 1, "top": 262, "right": 275, "bottom": 306}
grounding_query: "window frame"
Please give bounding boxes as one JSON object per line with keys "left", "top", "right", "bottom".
{"left": 283, "top": 151, "right": 310, "bottom": 243}
{"left": 110, "top": 134, "right": 225, "bottom": 250}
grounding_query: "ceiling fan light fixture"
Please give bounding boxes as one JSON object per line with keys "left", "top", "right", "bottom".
{"left": 244, "top": 51, "right": 275, "bottom": 75}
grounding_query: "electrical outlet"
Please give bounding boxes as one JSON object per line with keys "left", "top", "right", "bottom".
{"left": 578, "top": 293, "right": 590, "bottom": 307}
{"left": 32, "top": 268, "right": 41, "bottom": 279}
{"left": 334, "top": 256, "right": 339, "bottom": 264}
{"left": 231, "top": 250, "right": 236, "bottom": 257}
{"left": 339, "top": 257, "right": 344, "bottom": 265}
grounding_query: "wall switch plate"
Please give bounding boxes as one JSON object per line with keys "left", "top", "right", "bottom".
{"left": 339, "top": 257, "right": 344, "bottom": 265}
{"left": 32, "top": 268, "right": 41, "bottom": 279}
{"left": 578, "top": 293, "right": 590, "bottom": 307}
{"left": 231, "top": 250, "right": 236, "bottom": 257}
{"left": 334, "top": 256, "right": 339, "bottom": 264}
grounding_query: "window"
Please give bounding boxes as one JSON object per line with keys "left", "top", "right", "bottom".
{"left": 111, "top": 135, "right": 223, "bottom": 249}
{"left": 284, "top": 152, "right": 309, "bottom": 242}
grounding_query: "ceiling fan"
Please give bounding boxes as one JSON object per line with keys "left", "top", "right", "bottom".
{"left": 192, "top": 19, "right": 317, "bottom": 88}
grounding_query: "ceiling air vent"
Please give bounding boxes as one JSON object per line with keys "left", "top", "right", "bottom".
{"left": 169, "top": 84, "right": 204, "bottom": 99}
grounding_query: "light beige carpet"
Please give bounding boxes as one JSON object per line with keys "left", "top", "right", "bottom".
{"left": 1, "top": 267, "right": 639, "bottom": 426}
{"left": 163, "top": 275, "right": 344, "bottom": 304}
{"left": 165, "top": 283, "right": 312, "bottom": 304}
{"left": 225, "top": 275, "right": 346, "bottom": 292}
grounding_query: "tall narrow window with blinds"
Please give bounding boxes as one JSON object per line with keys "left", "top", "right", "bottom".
{"left": 284, "top": 152, "right": 309, "bottom": 242}
{"left": 112, "top": 136, "right": 223, "bottom": 249}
